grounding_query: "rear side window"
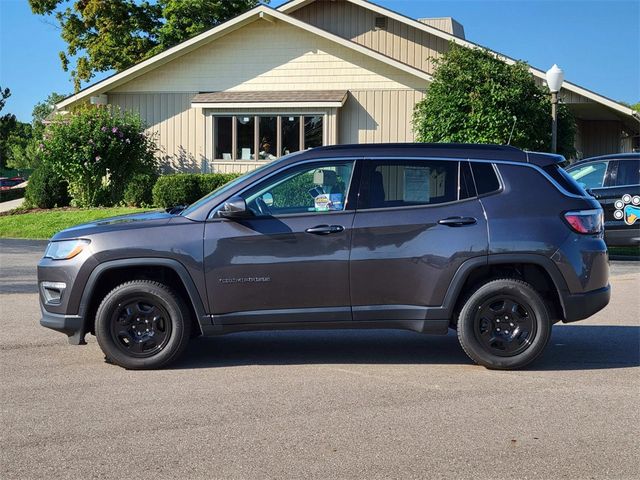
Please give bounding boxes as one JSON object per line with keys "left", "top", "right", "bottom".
{"left": 471, "top": 162, "right": 501, "bottom": 195}
{"left": 611, "top": 159, "right": 640, "bottom": 187}
{"left": 359, "top": 160, "right": 459, "bottom": 209}
{"left": 544, "top": 164, "right": 586, "bottom": 196}
{"left": 566, "top": 161, "right": 608, "bottom": 189}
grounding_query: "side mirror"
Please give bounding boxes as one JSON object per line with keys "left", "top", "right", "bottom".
{"left": 218, "top": 196, "right": 252, "bottom": 219}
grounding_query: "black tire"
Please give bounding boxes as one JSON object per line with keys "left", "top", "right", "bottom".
{"left": 457, "top": 278, "right": 552, "bottom": 370}
{"left": 95, "top": 280, "right": 191, "bottom": 370}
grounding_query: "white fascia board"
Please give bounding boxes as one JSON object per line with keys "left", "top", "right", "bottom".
{"left": 192, "top": 101, "right": 345, "bottom": 109}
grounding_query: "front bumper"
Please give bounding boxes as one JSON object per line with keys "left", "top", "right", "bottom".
{"left": 40, "top": 306, "right": 86, "bottom": 345}
{"left": 561, "top": 284, "right": 611, "bottom": 323}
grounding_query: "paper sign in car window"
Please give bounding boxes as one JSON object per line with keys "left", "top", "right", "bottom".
{"left": 404, "top": 167, "right": 430, "bottom": 202}
{"left": 329, "top": 193, "right": 344, "bottom": 210}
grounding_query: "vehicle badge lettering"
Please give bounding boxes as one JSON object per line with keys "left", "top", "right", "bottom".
{"left": 218, "top": 277, "right": 271, "bottom": 284}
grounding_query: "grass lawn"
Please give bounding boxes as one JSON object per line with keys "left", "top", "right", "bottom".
{"left": 0, "top": 207, "right": 148, "bottom": 239}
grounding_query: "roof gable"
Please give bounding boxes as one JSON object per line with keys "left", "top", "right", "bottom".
{"left": 279, "top": 0, "right": 638, "bottom": 120}
{"left": 56, "top": 5, "right": 431, "bottom": 110}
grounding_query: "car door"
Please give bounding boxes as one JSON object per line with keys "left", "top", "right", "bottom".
{"left": 349, "top": 159, "right": 488, "bottom": 322}
{"left": 204, "top": 159, "right": 358, "bottom": 325}
{"left": 593, "top": 158, "right": 640, "bottom": 242}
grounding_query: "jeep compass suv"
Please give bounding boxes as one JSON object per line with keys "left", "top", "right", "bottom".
{"left": 38, "top": 144, "right": 610, "bottom": 370}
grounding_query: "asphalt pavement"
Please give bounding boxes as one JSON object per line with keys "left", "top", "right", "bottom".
{"left": 1, "top": 239, "right": 639, "bottom": 480}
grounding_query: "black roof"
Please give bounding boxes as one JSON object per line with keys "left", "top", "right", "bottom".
{"left": 292, "top": 143, "right": 563, "bottom": 166}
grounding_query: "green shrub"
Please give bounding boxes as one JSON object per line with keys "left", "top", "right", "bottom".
{"left": 123, "top": 173, "right": 158, "bottom": 207}
{"left": 152, "top": 173, "right": 241, "bottom": 208}
{"left": 24, "top": 162, "right": 70, "bottom": 209}
{"left": 197, "top": 173, "right": 240, "bottom": 197}
{"left": 40, "top": 105, "right": 158, "bottom": 207}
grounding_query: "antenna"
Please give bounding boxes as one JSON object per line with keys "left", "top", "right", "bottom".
{"left": 507, "top": 116, "right": 517, "bottom": 145}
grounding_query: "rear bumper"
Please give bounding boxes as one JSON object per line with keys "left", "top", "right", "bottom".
{"left": 561, "top": 284, "right": 611, "bottom": 323}
{"left": 604, "top": 228, "right": 640, "bottom": 247}
{"left": 40, "top": 306, "right": 86, "bottom": 345}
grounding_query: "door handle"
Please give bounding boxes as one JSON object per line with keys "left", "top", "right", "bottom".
{"left": 437, "top": 216, "right": 477, "bottom": 227}
{"left": 305, "top": 225, "right": 345, "bottom": 235}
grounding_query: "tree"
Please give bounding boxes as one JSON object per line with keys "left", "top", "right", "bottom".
{"left": 4, "top": 92, "right": 67, "bottom": 170}
{"left": 29, "top": 0, "right": 267, "bottom": 91}
{"left": 32, "top": 92, "right": 67, "bottom": 131}
{"left": 0, "top": 87, "right": 19, "bottom": 169}
{"left": 413, "top": 44, "right": 576, "bottom": 158}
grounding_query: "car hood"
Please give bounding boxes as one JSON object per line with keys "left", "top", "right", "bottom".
{"left": 51, "top": 210, "right": 176, "bottom": 241}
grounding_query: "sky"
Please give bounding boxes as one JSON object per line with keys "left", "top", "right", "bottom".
{"left": 1, "top": 0, "right": 638, "bottom": 123}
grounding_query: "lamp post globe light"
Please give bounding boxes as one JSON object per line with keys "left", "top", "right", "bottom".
{"left": 546, "top": 64, "right": 565, "bottom": 153}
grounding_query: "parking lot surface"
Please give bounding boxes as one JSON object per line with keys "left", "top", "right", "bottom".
{"left": 1, "top": 239, "right": 639, "bottom": 479}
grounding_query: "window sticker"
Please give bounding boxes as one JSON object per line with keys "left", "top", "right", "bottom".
{"left": 314, "top": 194, "right": 331, "bottom": 212}
{"left": 404, "top": 167, "right": 430, "bottom": 202}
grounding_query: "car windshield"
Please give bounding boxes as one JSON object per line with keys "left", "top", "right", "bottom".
{"left": 180, "top": 152, "right": 302, "bottom": 217}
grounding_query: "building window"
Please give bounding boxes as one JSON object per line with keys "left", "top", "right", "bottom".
{"left": 281, "top": 116, "right": 300, "bottom": 156}
{"left": 258, "top": 116, "right": 277, "bottom": 161}
{"left": 214, "top": 117, "right": 233, "bottom": 160}
{"left": 236, "top": 116, "right": 255, "bottom": 160}
{"left": 304, "top": 116, "right": 323, "bottom": 149}
{"left": 213, "top": 114, "right": 324, "bottom": 161}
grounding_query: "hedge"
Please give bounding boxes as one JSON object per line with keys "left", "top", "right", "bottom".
{"left": 152, "top": 173, "right": 241, "bottom": 208}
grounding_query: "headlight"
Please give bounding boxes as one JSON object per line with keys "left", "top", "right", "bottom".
{"left": 44, "top": 239, "right": 90, "bottom": 260}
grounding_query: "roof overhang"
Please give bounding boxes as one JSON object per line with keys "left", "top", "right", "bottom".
{"left": 192, "top": 90, "right": 349, "bottom": 109}
{"left": 279, "top": 0, "right": 639, "bottom": 123}
{"left": 55, "top": 5, "right": 431, "bottom": 111}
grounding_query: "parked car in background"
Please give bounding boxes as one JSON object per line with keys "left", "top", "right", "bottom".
{"left": 39, "top": 144, "right": 610, "bottom": 371}
{"left": 566, "top": 153, "right": 640, "bottom": 246}
{"left": 0, "top": 177, "right": 25, "bottom": 190}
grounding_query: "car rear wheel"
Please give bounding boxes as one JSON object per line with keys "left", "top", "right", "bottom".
{"left": 457, "top": 278, "right": 552, "bottom": 370}
{"left": 95, "top": 280, "right": 191, "bottom": 370}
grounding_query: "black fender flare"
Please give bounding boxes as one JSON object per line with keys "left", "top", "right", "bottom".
{"left": 435, "top": 253, "right": 570, "bottom": 320}
{"left": 77, "top": 258, "right": 208, "bottom": 336}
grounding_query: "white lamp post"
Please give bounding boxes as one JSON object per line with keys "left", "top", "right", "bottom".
{"left": 546, "top": 64, "right": 565, "bottom": 153}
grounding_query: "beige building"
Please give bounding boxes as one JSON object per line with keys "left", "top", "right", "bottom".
{"left": 55, "top": 0, "right": 640, "bottom": 173}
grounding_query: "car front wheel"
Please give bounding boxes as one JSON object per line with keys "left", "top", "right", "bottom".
{"left": 95, "top": 280, "right": 191, "bottom": 370}
{"left": 457, "top": 278, "right": 552, "bottom": 370}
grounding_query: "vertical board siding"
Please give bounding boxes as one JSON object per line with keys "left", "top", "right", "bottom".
{"left": 109, "top": 92, "right": 204, "bottom": 172}
{"left": 339, "top": 89, "right": 425, "bottom": 144}
{"left": 290, "top": 0, "right": 445, "bottom": 75}
{"left": 575, "top": 120, "right": 624, "bottom": 158}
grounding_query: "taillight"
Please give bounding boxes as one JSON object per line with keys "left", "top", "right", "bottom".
{"left": 563, "top": 209, "right": 603, "bottom": 234}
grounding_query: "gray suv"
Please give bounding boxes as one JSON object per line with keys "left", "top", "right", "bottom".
{"left": 38, "top": 144, "right": 610, "bottom": 370}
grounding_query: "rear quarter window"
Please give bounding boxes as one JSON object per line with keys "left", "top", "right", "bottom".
{"left": 471, "top": 163, "right": 501, "bottom": 195}
{"left": 546, "top": 164, "right": 587, "bottom": 196}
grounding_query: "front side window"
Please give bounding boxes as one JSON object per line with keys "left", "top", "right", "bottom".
{"left": 359, "top": 160, "right": 459, "bottom": 209}
{"left": 243, "top": 161, "right": 355, "bottom": 216}
{"left": 610, "top": 159, "right": 640, "bottom": 187}
{"left": 567, "top": 161, "right": 608, "bottom": 189}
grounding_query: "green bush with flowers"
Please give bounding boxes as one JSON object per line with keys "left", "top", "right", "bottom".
{"left": 39, "top": 105, "right": 158, "bottom": 207}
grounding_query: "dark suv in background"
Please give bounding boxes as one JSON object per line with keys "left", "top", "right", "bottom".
{"left": 38, "top": 144, "right": 610, "bottom": 370}
{"left": 566, "top": 153, "right": 640, "bottom": 246}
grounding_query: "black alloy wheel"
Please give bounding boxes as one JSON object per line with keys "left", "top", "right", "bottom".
{"left": 109, "top": 297, "right": 172, "bottom": 357}
{"left": 473, "top": 295, "right": 537, "bottom": 357}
